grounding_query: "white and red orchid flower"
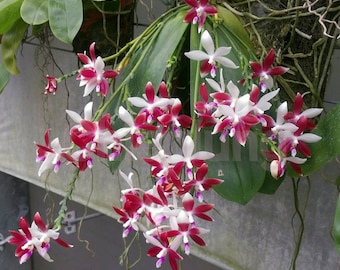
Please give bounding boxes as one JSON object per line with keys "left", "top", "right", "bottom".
{"left": 168, "top": 135, "right": 214, "bottom": 179}
{"left": 144, "top": 231, "right": 183, "bottom": 270}
{"left": 157, "top": 98, "right": 192, "bottom": 136}
{"left": 128, "top": 82, "right": 172, "bottom": 123}
{"left": 183, "top": 0, "right": 218, "bottom": 33}
{"left": 77, "top": 42, "right": 119, "bottom": 96}
{"left": 118, "top": 106, "right": 158, "bottom": 147}
{"left": 166, "top": 210, "right": 209, "bottom": 255}
{"left": 284, "top": 92, "right": 323, "bottom": 130}
{"left": 8, "top": 212, "right": 72, "bottom": 264}
{"left": 44, "top": 75, "right": 58, "bottom": 95}
{"left": 184, "top": 30, "right": 238, "bottom": 77}
{"left": 182, "top": 163, "right": 223, "bottom": 201}
{"left": 249, "top": 48, "right": 289, "bottom": 92}
{"left": 35, "top": 129, "right": 75, "bottom": 176}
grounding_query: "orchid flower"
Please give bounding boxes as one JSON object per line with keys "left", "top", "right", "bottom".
{"left": 270, "top": 102, "right": 299, "bottom": 138}
{"left": 279, "top": 129, "right": 322, "bottom": 157}
{"left": 249, "top": 49, "right": 289, "bottom": 92}
{"left": 284, "top": 92, "right": 323, "bottom": 130}
{"left": 35, "top": 129, "right": 74, "bottom": 176}
{"left": 144, "top": 232, "right": 183, "bottom": 270}
{"left": 183, "top": 163, "right": 223, "bottom": 201}
{"left": 181, "top": 193, "right": 214, "bottom": 224}
{"left": 265, "top": 150, "right": 307, "bottom": 179}
{"left": 118, "top": 106, "right": 158, "bottom": 147}
{"left": 128, "top": 82, "right": 172, "bottom": 123}
{"left": 157, "top": 98, "right": 192, "bottom": 137}
{"left": 212, "top": 90, "right": 259, "bottom": 145}
{"left": 183, "top": 0, "right": 218, "bottom": 33}
{"left": 8, "top": 212, "right": 72, "bottom": 264}
{"left": 77, "top": 42, "right": 119, "bottom": 96}
{"left": 184, "top": 30, "right": 238, "bottom": 77}
{"left": 168, "top": 135, "right": 214, "bottom": 179}
{"left": 44, "top": 75, "right": 58, "bottom": 95}
{"left": 195, "top": 82, "right": 217, "bottom": 115}
{"left": 206, "top": 68, "right": 226, "bottom": 92}
{"left": 166, "top": 210, "right": 209, "bottom": 255}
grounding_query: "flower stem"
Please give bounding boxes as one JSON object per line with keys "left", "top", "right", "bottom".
{"left": 189, "top": 25, "right": 202, "bottom": 141}
{"left": 53, "top": 169, "right": 80, "bottom": 231}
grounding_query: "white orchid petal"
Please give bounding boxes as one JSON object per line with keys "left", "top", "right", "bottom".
{"left": 167, "top": 154, "right": 185, "bottom": 164}
{"left": 184, "top": 51, "right": 209, "bottom": 61}
{"left": 206, "top": 78, "right": 222, "bottom": 92}
{"left": 128, "top": 97, "right": 149, "bottom": 107}
{"left": 50, "top": 138, "right": 62, "bottom": 152}
{"left": 201, "top": 30, "right": 215, "bottom": 55}
{"left": 227, "top": 81, "right": 239, "bottom": 98}
{"left": 114, "top": 127, "right": 131, "bottom": 138}
{"left": 83, "top": 79, "right": 97, "bottom": 96}
{"left": 301, "top": 108, "right": 323, "bottom": 118}
{"left": 263, "top": 76, "right": 274, "bottom": 89}
{"left": 38, "top": 154, "right": 55, "bottom": 176}
{"left": 143, "top": 233, "right": 163, "bottom": 248}
{"left": 277, "top": 101, "right": 288, "bottom": 124}
{"left": 285, "top": 156, "right": 307, "bottom": 164}
{"left": 94, "top": 56, "right": 105, "bottom": 73}
{"left": 84, "top": 102, "right": 93, "bottom": 120}
{"left": 215, "top": 56, "right": 239, "bottom": 69}
{"left": 214, "top": 46, "right": 231, "bottom": 56}
{"left": 118, "top": 106, "right": 134, "bottom": 127}
{"left": 182, "top": 136, "right": 195, "bottom": 158}
{"left": 298, "top": 133, "right": 322, "bottom": 143}
{"left": 65, "top": 110, "right": 82, "bottom": 123}
{"left": 191, "top": 151, "right": 215, "bottom": 160}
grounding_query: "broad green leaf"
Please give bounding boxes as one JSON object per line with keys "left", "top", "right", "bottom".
{"left": 21, "top": 0, "right": 48, "bottom": 25}
{"left": 288, "top": 103, "right": 340, "bottom": 177}
{"left": 1, "top": 19, "right": 28, "bottom": 74}
{"left": 0, "top": 0, "right": 23, "bottom": 34}
{"left": 105, "top": 7, "right": 189, "bottom": 116}
{"left": 206, "top": 133, "right": 266, "bottom": 204}
{"left": 258, "top": 171, "right": 284, "bottom": 194}
{"left": 125, "top": 10, "right": 189, "bottom": 98}
{"left": 48, "top": 0, "right": 83, "bottom": 44}
{"left": 0, "top": 63, "right": 11, "bottom": 94}
{"left": 333, "top": 194, "right": 340, "bottom": 254}
{"left": 216, "top": 6, "right": 254, "bottom": 51}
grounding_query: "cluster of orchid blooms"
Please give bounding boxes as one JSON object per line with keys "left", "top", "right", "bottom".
{"left": 7, "top": 1, "right": 323, "bottom": 269}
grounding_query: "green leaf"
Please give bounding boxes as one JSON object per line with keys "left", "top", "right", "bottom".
{"left": 48, "top": 0, "right": 83, "bottom": 44}
{"left": 333, "top": 194, "right": 340, "bottom": 254}
{"left": 21, "top": 0, "right": 48, "bottom": 25}
{"left": 216, "top": 6, "right": 254, "bottom": 51}
{"left": 125, "top": 11, "right": 189, "bottom": 97}
{"left": 206, "top": 133, "right": 266, "bottom": 205}
{"left": 288, "top": 104, "right": 340, "bottom": 177}
{"left": 106, "top": 7, "right": 189, "bottom": 116}
{"left": 0, "top": 0, "right": 23, "bottom": 34}
{"left": 1, "top": 19, "right": 28, "bottom": 74}
{"left": 0, "top": 63, "right": 11, "bottom": 94}
{"left": 258, "top": 171, "right": 284, "bottom": 194}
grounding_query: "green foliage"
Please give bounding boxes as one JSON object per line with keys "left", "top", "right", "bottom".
{"left": 1, "top": 19, "right": 28, "bottom": 75}
{"left": 104, "top": 6, "right": 190, "bottom": 116}
{"left": 48, "top": 0, "right": 83, "bottom": 44}
{"left": 333, "top": 194, "right": 340, "bottom": 253}
{"left": 0, "top": 0, "right": 23, "bottom": 34}
{"left": 21, "top": 0, "right": 48, "bottom": 25}
{"left": 207, "top": 135, "right": 266, "bottom": 204}
{"left": 0, "top": 63, "right": 10, "bottom": 94}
